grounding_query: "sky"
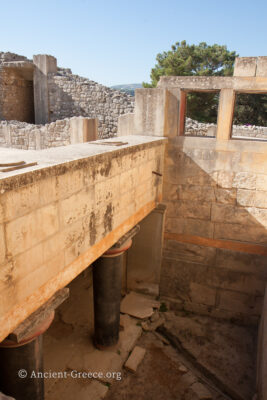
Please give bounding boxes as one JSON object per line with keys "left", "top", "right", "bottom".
{"left": 1, "top": 0, "right": 267, "bottom": 86}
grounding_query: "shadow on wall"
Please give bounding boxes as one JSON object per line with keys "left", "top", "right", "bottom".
{"left": 160, "top": 136, "right": 267, "bottom": 326}
{"left": 47, "top": 72, "right": 134, "bottom": 138}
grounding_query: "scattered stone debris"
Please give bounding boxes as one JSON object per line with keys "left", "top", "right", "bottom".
{"left": 141, "top": 317, "right": 164, "bottom": 332}
{"left": 124, "top": 346, "right": 146, "bottom": 373}
{"left": 120, "top": 292, "right": 160, "bottom": 319}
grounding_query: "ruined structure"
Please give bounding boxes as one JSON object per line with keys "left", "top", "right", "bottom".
{"left": 0, "top": 53, "right": 267, "bottom": 400}
{"left": 0, "top": 52, "right": 134, "bottom": 139}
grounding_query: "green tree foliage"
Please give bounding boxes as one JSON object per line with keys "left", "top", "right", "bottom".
{"left": 144, "top": 40, "right": 237, "bottom": 87}
{"left": 143, "top": 41, "right": 237, "bottom": 123}
{"left": 233, "top": 93, "right": 267, "bottom": 126}
{"left": 143, "top": 41, "right": 267, "bottom": 126}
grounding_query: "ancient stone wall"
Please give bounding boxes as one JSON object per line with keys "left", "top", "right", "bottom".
{"left": 0, "top": 137, "right": 165, "bottom": 341}
{"left": 0, "top": 119, "right": 71, "bottom": 150}
{"left": 161, "top": 137, "right": 267, "bottom": 324}
{"left": 119, "top": 70, "right": 267, "bottom": 324}
{"left": 47, "top": 70, "right": 134, "bottom": 138}
{"left": 185, "top": 117, "right": 267, "bottom": 138}
{"left": 0, "top": 67, "right": 34, "bottom": 123}
{"left": 0, "top": 52, "right": 30, "bottom": 64}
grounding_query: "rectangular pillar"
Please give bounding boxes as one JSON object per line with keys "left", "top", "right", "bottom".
{"left": 33, "top": 55, "right": 57, "bottom": 124}
{"left": 216, "top": 89, "right": 236, "bottom": 141}
{"left": 126, "top": 204, "right": 166, "bottom": 295}
{"left": 70, "top": 117, "right": 98, "bottom": 144}
{"left": 133, "top": 88, "right": 179, "bottom": 138}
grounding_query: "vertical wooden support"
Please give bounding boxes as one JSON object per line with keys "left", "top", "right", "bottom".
{"left": 216, "top": 89, "right": 236, "bottom": 141}
{"left": 178, "top": 90, "right": 187, "bottom": 136}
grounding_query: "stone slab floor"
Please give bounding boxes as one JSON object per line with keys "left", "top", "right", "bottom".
{"left": 43, "top": 271, "right": 257, "bottom": 400}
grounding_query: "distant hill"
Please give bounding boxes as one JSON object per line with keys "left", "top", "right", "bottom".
{"left": 110, "top": 83, "right": 142, "bottom": 96}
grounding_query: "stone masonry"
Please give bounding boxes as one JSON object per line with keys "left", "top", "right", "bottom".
{"left": 0, "top": 52, "right": 134, "bottom": 141}
{"left": 48, "top": 69, "right": 134, "bottom": 138}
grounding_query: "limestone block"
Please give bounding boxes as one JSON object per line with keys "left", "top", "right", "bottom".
{"left": 117, "top": 113, "right": 134, "bottom": 136}
{"left": 165, "top": 217, "right": 184, "bottom": 234}
{"left": 2, "top": 182, "right": 40, "bottom": 222}
{"left": 216, "top": 248, "right": 267, "bottom": 279}
{"left": 214, "top": 222, "right": 267, "bottom": 243}
{"left": 216, "top": 171, "right": 234, "bottom": 189}
{"left": 12, "top": 243, "right": 43, "bottom": 283}
{"left": 183, "top": 218, "right": 214, "bottom": 238}
{"left": 133, "top": 88, "right": 178, "bottom": 137}
{"left": 119, "top": 168, "right": 139, "bottom": 195}
{"left": 234, "top": 57, "right": 257, "bottom": 77}
{"left": 95, "top": 175, "right": 119, "bottom": 206}
{"left": 256, "top": 175, "right": 267, "bottom": 191}
{"left": 164, "top": 240, "right": 216, "bottom": 266}
{"left": 6, "top": 204, "right": 59, "bottom": 256}
{"left": 211, "top": 203, "right": 253, "bottom": 225}
{"left": 124, "top": 346, "right": 146, "bottom": 372}
{"left": 131, "top": 149, "right": 149, "bottom": 169}
{"left": 215, "top": 188, "right": 236, "bottom": 204}
{"left": 247, "top": 207, "right": 267, "bottom": 228}
{"left": 139, "top": 159, "right": 154, "bottom": 180}
{"left": 218, "top": 289, "right": 261, "bottom": 315}
{"left": 160, "top": 258, "right": 207, "bottom": 300}
{"left": 256, "top": 57, "right": 267, "bottom": 77}
{"left": 237, "top": 189, "right": 267, "bottom": 208}
{"left": 167, "top": 200, "right": 211, "bottom": 220}
{"left": 233, "top": 172, "right": 257, "bottom": 190}
{"left": 135, "top": 179, "right": 152, "bottom": 199}
{"left": 39, "top": 176, "right": 57, "bottom": 206}
{"left": 60, "top": 188, "right": 95, "bottom": 227}
{"left": 56, "top": 169, "right": 84, "bottom": 200}
{"left": 177, "top": 184, "right": 215, "bottom": 202}
{"left": 205, "top": 266, "right": 265, "bottom": 296}
{"left": 189, "top": 282, "right": 216, "bottom": 307}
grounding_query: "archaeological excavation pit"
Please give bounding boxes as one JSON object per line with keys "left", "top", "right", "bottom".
{"left": 0, "top": 53, "right": 267, "bottom": 400}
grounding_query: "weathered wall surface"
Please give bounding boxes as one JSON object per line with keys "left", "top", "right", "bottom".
{"left": 0, "top": 52, "right": 30, "bottom": 64}
{"left": 0, "top": 117, "right": 97, "bottom": 150}
{"left": 47, "top": 70, "right": 134, "bottom": 138}
{"left": 0, "top": 137, "right": 165, "bottom": 341}
{"left": 0, "top": 52, "right": 134, "bottom": 138}
{"left": 119, "top": 70, "right": 267, "bottom": 325}
{"left": 0, "top": 67, "right": 34, "bottom": 123}
{"left": 161, "top": 137, "right": 267, "bottom": 324}
{"left": 0, "top": 119, "right": 70, "bottom": 149}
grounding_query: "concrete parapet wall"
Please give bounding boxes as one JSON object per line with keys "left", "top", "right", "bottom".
{"left": 0, "top": 136, "right": 165, "bottom": 341}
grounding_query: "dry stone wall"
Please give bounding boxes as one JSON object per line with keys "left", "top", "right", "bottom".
{"left": 0, "top": 119, "right": 71, "bottom": 150}
{"left": 0, "top": 53, "right": 34, "bottom": 123}
{"left": 185, "top": 118, "right": 267, "bottom": 138}
{"left": 47, "top": 70, "right": 134, "bottom": 138}
{"left": 0, "top": 67, "right": 34, "bottom": 123}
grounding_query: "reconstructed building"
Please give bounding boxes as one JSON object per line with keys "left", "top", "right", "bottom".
{"left": 0, "top": 53, "right": 267, "bottom": 400}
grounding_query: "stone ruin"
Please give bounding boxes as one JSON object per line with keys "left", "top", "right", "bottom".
{"left": 0, "top": 52, "right": 134, "bottom": 146}
{"left": 0, "top": 53, "right": 266, "bottom": 400}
